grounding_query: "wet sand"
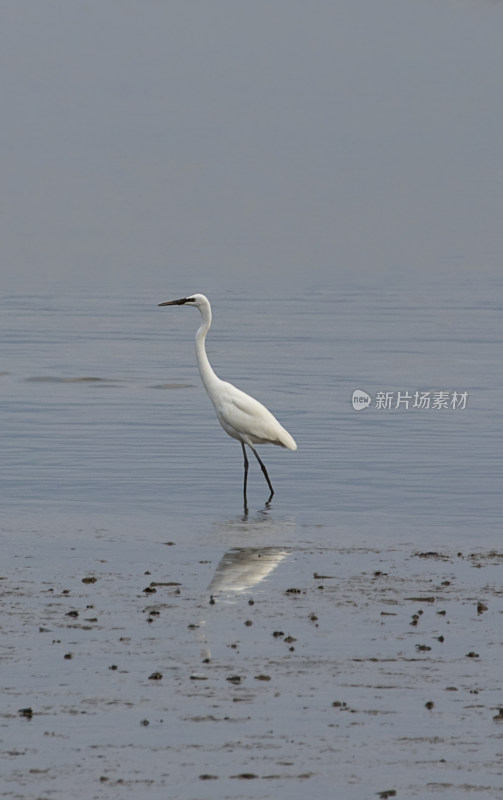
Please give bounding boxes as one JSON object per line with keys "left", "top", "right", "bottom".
{"left": 2, "top": 525, "right": 502, "bottom": 800}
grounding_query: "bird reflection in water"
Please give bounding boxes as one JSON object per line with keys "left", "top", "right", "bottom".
{"left": 208, "top": 546, "right": 290, "bottom": 596}
{"left": 193, "top": 547, "right": 290, "bottom": 664}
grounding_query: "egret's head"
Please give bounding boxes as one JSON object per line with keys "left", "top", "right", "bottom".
{"left": 158, "top": 293, "right": 209, "bottom": 309}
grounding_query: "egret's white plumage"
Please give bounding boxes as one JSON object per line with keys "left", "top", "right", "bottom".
{"left": 158, "top": 293, "right": 296, "bottom": 506}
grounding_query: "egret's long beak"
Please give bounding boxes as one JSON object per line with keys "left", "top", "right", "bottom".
{"left": 158, "top": 297, "right": 190, "bottom": 307}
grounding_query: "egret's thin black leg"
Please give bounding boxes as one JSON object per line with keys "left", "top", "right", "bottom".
{"left": 241, "top": 443, "right": 249, "bottom": 512}
{"left": 250, "top": 446, "right": 274, "bottom": 503}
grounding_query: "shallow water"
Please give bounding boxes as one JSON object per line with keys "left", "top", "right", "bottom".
{"left": 1, "top": 277, "right": 503, "bottom": 798}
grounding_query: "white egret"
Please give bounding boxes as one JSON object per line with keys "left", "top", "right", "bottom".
{"left": 158, "top": 294, "right": 296, "bottom": 507}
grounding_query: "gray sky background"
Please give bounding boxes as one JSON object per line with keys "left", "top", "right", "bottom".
{"left": 1, "top": 0, "right": 502, "bottom": 294}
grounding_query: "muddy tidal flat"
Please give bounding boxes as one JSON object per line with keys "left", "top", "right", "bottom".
{"left": 2, "top": 522, "right": 503, "bottom": 800}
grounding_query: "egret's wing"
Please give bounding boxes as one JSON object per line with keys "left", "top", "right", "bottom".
{"left": 214, "top": 383, "right": 296, "bottom": 449}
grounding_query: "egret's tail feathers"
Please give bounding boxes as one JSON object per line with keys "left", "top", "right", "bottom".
{"left": 279, "top": 429, "right": 297, "bottom": 450}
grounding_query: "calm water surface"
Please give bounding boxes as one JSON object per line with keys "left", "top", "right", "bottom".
{"left": 2, "top": 277, "right": 501, "bottom": 539}
{"left": 2, "top": 277, "right": 502, "bottom": 799}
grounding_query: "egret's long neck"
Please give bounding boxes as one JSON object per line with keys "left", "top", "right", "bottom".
{"left": 195, "top": 305, "right": 220, "bottom": 393}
